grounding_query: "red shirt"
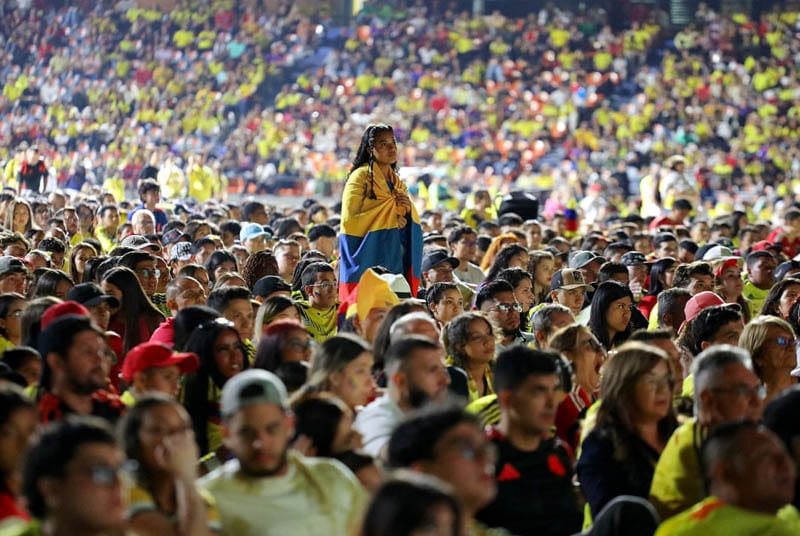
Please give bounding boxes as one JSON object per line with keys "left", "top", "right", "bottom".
{"left": 555, "top": 385, "right": 593, "bottom": 449}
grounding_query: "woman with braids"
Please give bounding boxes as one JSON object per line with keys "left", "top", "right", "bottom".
{"left": 339, "top": 124, "right": 423, "bottom": 302}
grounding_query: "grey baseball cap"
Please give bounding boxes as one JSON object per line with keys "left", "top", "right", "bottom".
{"left": 221, "top": 369, "right": 288, "bottom": 418}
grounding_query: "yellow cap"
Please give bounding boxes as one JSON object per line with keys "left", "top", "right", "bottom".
{"left": 355, "top": 268, "right": 400, "bottom": 323}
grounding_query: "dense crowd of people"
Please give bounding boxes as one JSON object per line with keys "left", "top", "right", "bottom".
{"left": 0, "top": 0, "right": 800, "bottom": 535}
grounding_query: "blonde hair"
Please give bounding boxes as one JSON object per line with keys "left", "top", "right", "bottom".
{"left": 738, "top": 315, "right": 795, "bottom": 378}
{"left": 480, "top": 233, "right": 521, "bottom": 271}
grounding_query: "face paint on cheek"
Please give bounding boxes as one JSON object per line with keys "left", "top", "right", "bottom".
{"left": 349, "top": 377, "right": 359, "bottom": 390}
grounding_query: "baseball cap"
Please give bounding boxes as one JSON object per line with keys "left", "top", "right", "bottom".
{"left": 569, "top": 251, "right": 606, "bottom": 269}
{"left": 0, "top": 256, "right": 27, "bottom": 276}
{"left": 355, "top": 268, "right": 399, "bottom": 323}
{"left": 121, "top": 235, "right": 160, "bottom": 253}
{"left": 544, "top": 246, "right": 569, "bottom": 259}
{"left": 751, "top": 240, "right": 781, "bottom": 253}
{"left": 682, "top": 291, "right": 734, "bottom": 327}
{"left": 421, "top": 250, "right": 459, "bottom": 273}
{"left": 620, "top": 252, "right": 650, "bottom": 266}
{"left": 550, "top": 269, "right": 593, "bottom": 292}
{"left": 702, "top": 245, "right": 736, "bottom": 261}
{"left": 775, "top": 260, "right": 800, "bottom": 282}
{"left": 221, "top": 369, "right": 288, "bottom": 418}
{"left": 162, "top": 228, "right": 185, "bottom": 247}
{"left": 252, "top": 275, "right": 292, "bottom": 298}
{"left": 121, "top": 342, "right": 199, "bottom": 383}
{"left": 170, "top": 242, "right": 194, "bottom": 262}
{"left": 240, "top": 222, "right": 268, "bottom": 242}
{"left": 746, "top": 249, "right": 775, "bottom": 263}
{"left": 380, "top": 273, "right": 412, "bottom": 300}
{"left": 41, "top": 301, "right": 90, "bottom": 330}
{"left": 66, "top": 283, "right": 120, "bottom": 309}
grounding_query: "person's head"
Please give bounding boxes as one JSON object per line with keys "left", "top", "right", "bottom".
{"left": 362, "top": 473, "right": 462, "bottom": 536}
{"left": 760, "top": 277, "right": 800, "bottom": 320}
{"left": 31, "top": 269, "right": 74, "bottom": 301}
{"left": 119, "top": 395, "right": 196, "bottom": 479}
{"left": 484, "top": 244, "right": 529, "bottom": 283}
{"left": 253, "top": 319, "right": 312, "bottom": 374}
{"left": 117, "top": 251, "right": 159, "bottom": 297}
{"left": 448, "top": 225, "right": 478, "bottom": 262}
{"left": 171, "top": 305, "right": 220, "bottom": 352}
{"left": 273, "top": 239, "right": 301, "bottom": 281}
{"left": 701, "top": 421, "right": 795, "bottom": 514}
{"left": 305, "top": 334, "right": 375, "bottom": 410}
{"left": 531, "top": 304, "right": 574, "bottom": 349}
{"left": 657, "top": 287, "right": 691, "bottom": 332}
{"left": 204, "top": 250, "right": 237, "bottom": 285}
{"left": 97, "top": 205, "right": 119, "bottom": 233}
{"left": 596, "top": 342, "right": 677, "bottom": 459}
{"left": 0, "top": 292, "right": 25, "bottom": 343}
{"left": 207, "top": 285, "right": 255, "bottom": 341}
{"left": 673, "top": 261, "right": 715, "bottom": 295}
{"left": 177, "top": 263, "right": 211, "bottom": 293}
{"left": 0, "top": 383, "right": 36, "bottom": 478}
{"left": 131, "top": 209, "right": 156, "bottom": 236}
{"left": 385, "top": 336, "right": 450, "bottom": 409}
{"left": 588, "top": 280, "right": 634, "bottom": 350}
{"left": 22, "top": 416, "right": 125, "bottom": 531}
{"left": 746, "top": 251, "right": 777, "bottom": 290}
{"left": 121, "top": 342, "right": 199, "bottom": 398}
{"left": 307, "top": 224, "right": 337, "bottom": 259}
{"left": 528, "top": 250, "right": 555, "bottom": 290}
{"left": 1, "top": 346, "right": 41, "bottom": 386}
{"left": 221, "top": 369, "right": 291, "bottom": 476}
{"left": 137, "top": 179, "right": 160, "bottom": 207}
{"left": 653, "top": 232, "right": 679, "bottom": 259}
{"left": 476, "top": 280, "right": 521, "bottom": 336}
{"left": 65, "top": 283, "right": 120, "bottom": 331}
{"left": 739, "top": 316, "right": 797, "bottom": 397}
{"left": 300, "top": 262, "right": 337, "bottom": 310}
{"left": 496, "top": 267, "right": 534, "bottom": 315}
{"left": 242, "top": 201, "right": 268, "bottom": 225}
{"left": 422, "top": 249, "right": 459, "bottom": 286}
{"left": 0, "top": 256, "right": 28, "bottom": 295}
{"left": 388, "top": 405, "right": 496, "bottom": 515}
{"left": 647, "top": 257, "right": 678, "bottom": 296}
{"left": 548, "top": 269, "right": 591, "bottom": 317}
{"left": 68, "top": 243, "right": 98, "bottom": 284}
{"left": 184, "top": 316, "right": 247, "bottom": 397}
{"left": 253, "top": 296, "right": 302, "bottom": 343}
{"left": 38, "top": 315, "right": 109, "bottom": 396}
{"left": 689, "top": 304, "right": 744, "bottom": 355}
{"left": 692, "top": 345, "right": 763, "bottom": 427}
{"left": 596, "top": 261, "right": 629, "bottom": 286}
{"left": 443, "top": 312, "right": 495, "bottom": 373}
{"left": 389, "top": 311, "right": 440, "bottom": 344}
{"left": 37, "top": 237, "right": 66, "bottom": 270}
{"left": 548, "top": 324, "right": 605, "bottom": 392}
{"left": 350, "top": 123, "right": 398, "bottom": 172}
{"left": 5, "top": 199, "right": 32, "bottom": 233}
{"left": 494, "top": 346, "right": 564, "bottom": 437}
{"left": 292, "top": 395, "right": 362, "bottom": 457}
{"left": 425, "top": 282, "right": 463, "bottom": 326}
{"left": 164, "top": 276, "right": 206, "bottom": 315}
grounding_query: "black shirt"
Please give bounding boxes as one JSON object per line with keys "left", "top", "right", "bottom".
{"left": 477, "top": 427, "right": 582, "bottom": 536}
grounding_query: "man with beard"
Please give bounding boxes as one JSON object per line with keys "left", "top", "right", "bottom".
{"left": 477, "top": 280, "right": 535, "bottom": 350}
{"left": 354, "top": 336, "right": 451, "bottom": 459}
{"left": 36, "top": 313, "right": 124, "bottom": 423}
{"left": 199, "top": 370, "right": 367, "bottom": 536}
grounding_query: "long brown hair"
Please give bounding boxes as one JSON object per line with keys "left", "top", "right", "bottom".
{"left": 595, "top": 342, "right": 677, "bottom": 460}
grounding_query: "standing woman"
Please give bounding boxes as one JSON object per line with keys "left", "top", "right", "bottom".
{"left": 339, "top": 124, "right": 423, "bottom": 300}
{"left": 577, "top": 342, "right": 678, "bottom": 518}
{"left": 588, "top": 281, "right": 635, "bottom": 351}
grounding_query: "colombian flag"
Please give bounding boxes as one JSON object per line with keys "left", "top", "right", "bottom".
{"left": 338, "top": 164, "right": 423, "bottom": 304}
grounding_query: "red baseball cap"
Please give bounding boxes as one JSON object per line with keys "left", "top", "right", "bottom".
{"left": 41, "top": 302, "right": 89, "bottom": 330}
{"left": 683, "top": 291, "right": 725, "bottom": 326}
{"left": 121, "top": 342, "right": 199, "bottom": 384}
{"left": 751, "top": 240, "right": 781, "bottom": 253}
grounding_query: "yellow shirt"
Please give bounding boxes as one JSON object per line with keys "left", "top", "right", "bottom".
{"left": 198, "top": 452, "right": 367, "bottom": 536}
{"left": 649, "top": 418, "right": 706, "bottom": 520}
{"left": 656, "top": 498, "right": 800, "bottom": 535}
{"left": 126, "top": 481, "right": 221, "bottom": 532}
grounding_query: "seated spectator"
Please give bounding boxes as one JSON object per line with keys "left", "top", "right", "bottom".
{"left": 66, "top": 282, "right": 119, "bottom": 332}
{"left": 739, "top": 316, "right": 797, "bottom": 403}
{"left": 207, "top": 286, "right": 256, "bottom": 361}
{"left": 119, "top": 395, "right": 219, "bottom": 535}
{"left": 448, "top": 225, "right": 485, "bottom": 288}
{"left": 101, "top": 267, "right": 165, "bottom": 355}
{"left": 531, "top": 304, "right": 574, "bottom": 349}
{"left": 354, "top": 336, "right": 450, "bottom": 458}
{"left": 149, "top": 276, "right": 207, "bottom": 346}
{"left": 657, "top": 288, "right": 691, "bottom": 334}
{"left": 16, "top": 417, "right": 128, "bottom": 536}
{"left": 759, "top": 277, "right": 800, "bottom": 321}
{"left": 293, "top": 333, "right": 375, "bottom": 412}
{"left": 477, "top": 345, "right": 581, "bottom": 535}
{"left": 253, "top": 320, "right": 313, "bottom": 373}
{"left": 362, "top": 472, "right": 462, "bottom": 536}
{"left": 426, "top": 282, "right": 464, "bottom": 331}
{"left": 548, "top": 324, "right": 604, "bottom": 447}
{"left": 297, "top": 262, "right": 338, "bottom": 343}
{"left": 199, "top": 370, "right": 367, "bottom": 535}
{"left": 251, "top": 275, "right": 291, "bottom": 303}
{"left": 0, "top": 293, "right": 25, "bottom": 351}
{"left": 655, "top": 421, "right": 799, "bottom": 535}
{"left": 578, "top": 342, "right": 678, "bottom": 519}
{"left": 588, "top": 281, "right": 635, "bottom": 351}
{"left": 497, "top": 267, "right": 535, "bottom": 331}
{"left": 476, "top": 280, "right": 534, "bottom": 349}
{"left": 119, "top": 342, "right": 199, "bottom": 407}
{"left": 0, "top": 346, "right": 41, "bottom": 387}
{"left": 0, "top": 384, "right": 36, "bottom": 525}
{"left": 549, "top": 269, "right": 592, "bottom": 318}
{"left": 650, "top": 345, "right": 764, "bottom": 519}
{"left": 388, "top": 404, "right": 497, "bottom": 535}
{"left": 443, "top": 312, "right": 496, "bottom": 402}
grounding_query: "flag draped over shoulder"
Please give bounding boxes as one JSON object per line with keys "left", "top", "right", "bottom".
{"left": 338, "top": 164, "right": 423, "bottom": 303}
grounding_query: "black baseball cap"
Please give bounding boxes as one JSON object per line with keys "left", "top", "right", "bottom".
{"left": 253, "top": 276, "right": 291, "bottom": 298}
{"left": 421, "top": 249, "right": 459, "bottom": 272}
{"left": 67, "top": 282, "right": 120, "bottom": 309}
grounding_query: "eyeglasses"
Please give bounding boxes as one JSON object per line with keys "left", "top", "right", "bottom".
{"left": 711, "top": 384, "right": 767, "bottom": 400}
{"left": 493, "top": 302, "right": 523, "bottom": 313}
{"left": 775, "top": 337, "right": 797, "bottom": 349}
{"left": 287, "top": 339, "right": 314, "bottom": 351}
{"left": 138, "top": 269, "right": 161, "bottom": 279}
{"left": 80, "top": 460, "right": 137, "bottom": 487}
{"left": 467, "top": 333, "right": 494, "bottom": 345}
{"left": 311, "top": 281, "right": 338, "bottom": 291}
{"left": 640, "top": 374, "right": 674, "bottom": 392}
{"left": 449, "top": 438, "right": 498, "bottom": 464}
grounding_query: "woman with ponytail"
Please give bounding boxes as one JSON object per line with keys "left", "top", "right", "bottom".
{"left": 339, "top": 124, "right": 423, "bottom": 301}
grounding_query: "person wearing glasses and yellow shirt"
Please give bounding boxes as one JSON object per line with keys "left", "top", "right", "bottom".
{"left": 298, "top": 262, "right": 338, "bottom": 343}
